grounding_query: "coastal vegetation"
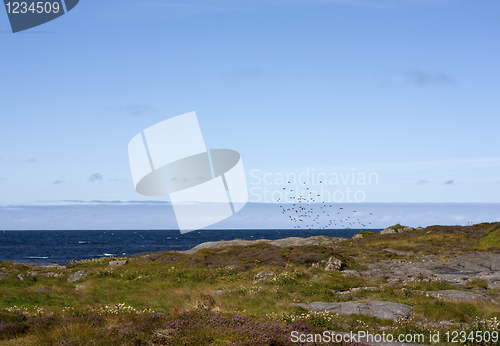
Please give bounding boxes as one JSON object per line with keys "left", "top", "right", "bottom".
{"left": 1, "top": 222, "right": 500, "bottom": 345}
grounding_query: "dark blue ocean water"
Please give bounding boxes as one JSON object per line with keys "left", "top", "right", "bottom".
{"left": 0, "top": 229, "right": 381, "bottom": 264}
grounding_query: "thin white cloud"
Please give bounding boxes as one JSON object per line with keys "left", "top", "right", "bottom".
{"left": 57, "top": 199, "right": 171, "bottom": 204}
{"left": 407, "top": 69, "right": 456, "bottom": 86}
{"left": 88, "top": 173, "right": 103, "bottom": 182}
{"left": 228, "top": 67, "right": 265, "bottom": 83}
{"left": 126, "top": 103, "right": 157, "bottom": 116}
{"left": 317, "top": 158, "right": 500, "bottom": 173}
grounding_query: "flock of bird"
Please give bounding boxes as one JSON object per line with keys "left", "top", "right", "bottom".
{"left": 277, "top": 181, "right": 373, "bottom": 230}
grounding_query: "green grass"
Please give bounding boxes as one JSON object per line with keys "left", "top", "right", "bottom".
{"left": 465, "top": 279, "right": 489, "bottom": 289}
{"left": 386, "top": 223, "right": 407, "bottom": 231}
{"left": 357, "top": 231, "right": 377, "bottom": 237}
{"left": 479, "top": 226, "right": 500, "bottom": 249}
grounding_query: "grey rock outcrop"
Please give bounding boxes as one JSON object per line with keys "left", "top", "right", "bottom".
{"left": 252, "top": 271, "right": 274, "bottom": 284}
{"left": 332, "top": 287, "right": 378, "bottom": 295}
{"left": 67, "top": 270, "right": 88, "bottom": 283}
{"left": 109, "top": 260, "right": 128, "bottom": 267}
{"left": 325, "top": 257, "right": 342, "bottom": 271}
{"left": 0, "top": 271, "right": 6, "bottom": 280}
{"left": 75, "top": 284, "right": 86, "bottom": 291}
{"left": 293, "top": 301, "right": 412, "bottom": 321}
{"left": 40, "top": 272, "right": 64, "bottom": 277}
{"left": 209, "top": 290, "right": 224, "bottom": 296}
{"left": 341, "top": 270, "right": 361, "bottom": 277}
{"left": 36, "top": 288, "right": 52, "bottom": 293}
{"left": 473, "top": 271, "right": 500, "bottom": 289}
{"left": 357, "top": 251, "right": 500, "bottom": 292}
{"left": 383, "top": 248, "right": 414, "bottom": 257}
{"left": 381, "top": 225, "right": 415, "bottom": 235}
{"left": 181, "top": 236, "right": 345, "bottom": 254}
{"left": 426, "top": 290, "right": 497, "bottom": 304}
{"left": 18, "top": 274, "right": 28, "bottom": 281}
{"left": 381, "top": 228, "right": 397, "bottom": 235}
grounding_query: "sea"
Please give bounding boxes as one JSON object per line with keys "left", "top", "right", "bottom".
{"left": 0, "top": 229, "right": 381, "bottom": 264}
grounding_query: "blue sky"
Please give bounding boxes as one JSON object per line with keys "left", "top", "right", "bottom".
{"left": 1, "top": 0, "right": 499, "bottom": 229}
